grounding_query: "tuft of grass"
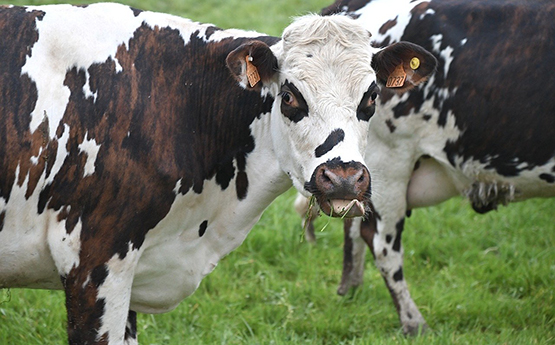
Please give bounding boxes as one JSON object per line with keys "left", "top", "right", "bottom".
{"left": 1, "top": 0, "right": 555, "bottom": 344}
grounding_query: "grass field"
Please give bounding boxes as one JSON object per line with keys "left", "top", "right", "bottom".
{"left": 1, "top": 0, "right": 554, "bottom": 344}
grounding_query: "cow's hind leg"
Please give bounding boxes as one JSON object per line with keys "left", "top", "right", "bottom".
{"left": 63, "top": 249, "right": 140, "bottom": 345}
{"left": 369, "top": 216, "right": 428, "bottom": 335}
{"left": 337, "top": 218, "right": 367, "bottom": 295}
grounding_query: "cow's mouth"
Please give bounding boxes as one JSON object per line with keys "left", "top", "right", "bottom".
{"left": 319, "top": 198, "right": 366, "bottom": 218}
{"left": 304, "top": 159, "right": 371, "bottom": 219}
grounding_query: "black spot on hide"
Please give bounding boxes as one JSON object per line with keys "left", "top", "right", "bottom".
{"left": 393, "top": 267, "right": 404, "bottom": 282}
{"left": 392, "top": 218, "right": 405, "bottom": 252}
{"left": 539, "top": 173, "right": 555, "bottom": 183}
{"left": 199, "top": 220, "right": 208, "bottom": 237}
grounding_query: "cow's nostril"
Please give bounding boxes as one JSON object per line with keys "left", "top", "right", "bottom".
{"left": 322, "top": 170, "right": 333, "bottom": 183}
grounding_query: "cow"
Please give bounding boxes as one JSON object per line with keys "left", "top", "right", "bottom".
{"left": 0, "top": 3, "right": 437, "bottom": 344}
{"left": 295, "top": 0, "right": 555, "bottom": 336}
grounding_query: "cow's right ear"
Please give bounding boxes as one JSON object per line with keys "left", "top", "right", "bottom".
{"left": 226, "top": 40, "right": 278, "bottom": 91}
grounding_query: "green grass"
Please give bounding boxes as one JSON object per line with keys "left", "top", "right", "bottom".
{"left": 1, "top": 0, "right": 555, "bottom": 344}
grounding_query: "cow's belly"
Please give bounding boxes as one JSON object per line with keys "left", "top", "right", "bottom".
{"left": 0, "top": 223, "right": 61, "bottom": 289}
{"left": 406, "top": 156, "right": 555, "bottom": 210}
{"left": 130, "top": 220, "right": 262, "bottom": 314}
{"left": 406, "top": 157, "right": 459, "bottom": 209}
{"left": 0, "top": 178, "right": 70, "bottom": 289}
{"left": 460, "top": 158, "right": 555, "bottom": 201}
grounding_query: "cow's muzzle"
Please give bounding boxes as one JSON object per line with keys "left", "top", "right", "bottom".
{"left": 304, "top": 159, "right": 371, "bottom": 218}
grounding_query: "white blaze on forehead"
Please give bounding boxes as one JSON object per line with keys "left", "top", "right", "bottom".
{"left": 279, "top": 15, "right": 375, "bottom": 108}
{"left": 78, "top": 132, "right": 101, "bottom": 177}
{"left": 22, "top": 3, "right": 144, "bottom": 135}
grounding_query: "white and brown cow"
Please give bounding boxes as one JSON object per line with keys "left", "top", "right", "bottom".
{"left": 297, "top": 0, "right": 555, "bottom": 336}
{"left": 0, "top": 3, "right": 436, "bottom": 344}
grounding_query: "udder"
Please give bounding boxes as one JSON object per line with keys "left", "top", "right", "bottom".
{"left": 406, "top": 157, "right": 459, "bottom": 209}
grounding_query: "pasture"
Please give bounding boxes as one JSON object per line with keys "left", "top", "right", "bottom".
{"left": 1, "top": 0, "right": 554, "bottom": 344}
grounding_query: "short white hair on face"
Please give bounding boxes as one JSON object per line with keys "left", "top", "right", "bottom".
{"left": 278, "top": 14, "right": 375, "bottom": 112}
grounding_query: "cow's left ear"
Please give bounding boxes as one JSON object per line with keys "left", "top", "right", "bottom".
{"left": 226, "top": 40, "right": 278, "bottom": 91}
{"left": 372, "top": 41, "right": 438, "bottom": 93}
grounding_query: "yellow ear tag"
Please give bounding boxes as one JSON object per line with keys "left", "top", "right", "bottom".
{"left": 386, "top": 64, "right": 407, "bottom": 88}
{"left": 410, "top": 57, "right": 420, "bottom": 70}
{"left": 245, "top": 55, "right": 261, "bottom": 87}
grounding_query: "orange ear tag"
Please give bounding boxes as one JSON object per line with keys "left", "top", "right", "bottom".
{"left": 245, "top": 55, "right": 261, "bottom": 87}
{"left": 386, "top": 64, "right": 407, "bottom": 88}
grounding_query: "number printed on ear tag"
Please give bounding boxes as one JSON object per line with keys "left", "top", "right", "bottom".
{"left": 386, "top": 64, "right": 406, "bottom": 88}
{"left": 245, "top": 55, "right": 261, "bottom": 87}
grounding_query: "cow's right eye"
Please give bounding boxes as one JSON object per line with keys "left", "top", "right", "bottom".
{"left": 280, "top": 81, "right": 309, "bottom": 122}
{"left": 280, "top": 91, "right": 296, "bottom": 106}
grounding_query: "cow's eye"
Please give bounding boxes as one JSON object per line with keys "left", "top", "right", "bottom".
{"left": 280, "top": 81, "right": 309, "bottom": 122}
{"left": 280, "top": 90, "right": 296, "bottom": 106}
{"left": 357, "top": 83, "right": 379, "bottom": 121}
{"left": 365, "top": 91, "right": 378, "bottom": 107}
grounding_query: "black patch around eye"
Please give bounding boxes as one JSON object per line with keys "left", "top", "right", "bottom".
{"left": 280, "top": 80, "right": 309, "bottom": 123}
{"left": 357, "top": 82, "right": 379, "bottom": 121}
{"left": 315, "top": 128, "right": 345, "bottom": 158}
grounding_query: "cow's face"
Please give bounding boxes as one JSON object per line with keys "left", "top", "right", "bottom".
{"left": 227, "top": 15, "right": 436, "bottom": 218}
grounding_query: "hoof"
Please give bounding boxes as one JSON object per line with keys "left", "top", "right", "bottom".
{"left": 337, "top": 280, "right": 361, "bottom": 296}
{"left": 402, "top": 321, "right": 429, "bottom": 337}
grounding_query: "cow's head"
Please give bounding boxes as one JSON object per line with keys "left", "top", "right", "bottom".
{"left": 227, "top": 15, "right": 436, "bottom": 218}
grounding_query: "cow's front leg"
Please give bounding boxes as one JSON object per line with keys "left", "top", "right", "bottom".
{"left": 337, "top": 218, "right": 367, "bottom": 295}
{"left": 124, "top": 311, "right": 138, "bottom": 345}
{"left": 370, "top": 216, "right": 427, "bottom": 335}
{"left": 63, "top": 250, "right": 140, "bottom": 345}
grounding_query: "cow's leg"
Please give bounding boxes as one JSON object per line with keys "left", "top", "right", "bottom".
{"left": 63, "top": 250, "right": 140, "bottom": 345}
{"left": 337, "top": 217, "right": 367, "bottom": 295}
{"left": 124, "top": 311, "right": 138, "bottom": 345}
{"left": 369, "top": 215, "right": 428, "bottom": 335}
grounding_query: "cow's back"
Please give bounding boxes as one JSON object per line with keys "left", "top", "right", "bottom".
{"left": 401, "top": 0, "right": 555, "bottom": 179}
{"left": 353, "top": 0, "right": 555, "bottom": 203}
{"left": 0, "top": 3, "right": 278, "bottom": 291}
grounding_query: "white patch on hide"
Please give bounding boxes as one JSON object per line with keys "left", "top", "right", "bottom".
{"left": 354, "top": 0, "right": 431, "bottom": 44}
{"left": 23, "top": 3, "right": 144, "bottom": 135}
{"left": 82, "top": 70, "right": 98, "bottom": 101}
{"left": 78, "top": 132, "right": 101, "bottom": 177}
{"left": 97, "top": 244, "right": 140, "bottom": 344}
{"left": 47, "top": 206, "right": 82, "bottom": 277}
{"left": 430, "top": 34, "right": 443, "bottom": 53}
{"left": 439, "top": 45, "right": 455, "bottom": 77}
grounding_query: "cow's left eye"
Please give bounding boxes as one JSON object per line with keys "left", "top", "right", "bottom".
{"left": 357, "top": 84, "right": 379, "bottom": 121}
{"left": 371, "top": 91, "right": 378, "bottom": 103}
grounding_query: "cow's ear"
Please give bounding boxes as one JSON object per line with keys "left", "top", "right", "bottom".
{"left": 226, "top": 40, "right": 278, "bottom": 91}
{"left": 372, "top": 41, "right": 437, "bottom": 92}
